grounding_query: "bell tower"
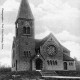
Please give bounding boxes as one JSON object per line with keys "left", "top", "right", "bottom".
{"left": 15, "top": 0, "right": 34, "bottom": 38}
{"left": 12, "top": 0, "right": 35, "bottom": 71}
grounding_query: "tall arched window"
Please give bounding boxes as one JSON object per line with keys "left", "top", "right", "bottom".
{"left": 27, "top": 27, "right": 30, "bottom": 34}
{"left": 23, "top": 27, "right": 26, "bottom": 34}
{"left": 47, "top": 60, "right": 50, "bottom": 65}
{"left": 16, "top": 60, "right": 17, "bottom": 71}
{"left": 50, "top": 60, "right": 52, "bottom": 65}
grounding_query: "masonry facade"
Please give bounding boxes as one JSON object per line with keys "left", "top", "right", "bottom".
{"left": 12, "top": 0, "right": 76, "bottom": 71}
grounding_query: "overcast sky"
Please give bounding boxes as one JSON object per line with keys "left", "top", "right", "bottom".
{"left": 0, "top": 0, "right": 80, "bottom": 67}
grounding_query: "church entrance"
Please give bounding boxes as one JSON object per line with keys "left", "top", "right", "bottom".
{"left": 35, "top": 58, "right": 43, "bottom": 70}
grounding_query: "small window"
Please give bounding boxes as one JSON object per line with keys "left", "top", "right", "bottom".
{"left": 50, "top": 60, "right": 52, "bottom": 65}
{"left": 24, "top": 51, "right": 26, "bottom": 56}
{"left": 53, "top": 60, "right": 55, "bottom": 65}
{"left": 27, "top": 27, "right": 30, "bottom": 34}
{"left": 52, "top": 60, "right": 57, "bottom": 65}
{"left": 28, "top": 51, "right": 31, "bottom": 57}
{"left": 24, "top": 51, "right": 31, "bottom": 57}
{"left": 47, "top": 60, "right": 50, "bottom": 65}
{"left": 69, "top": 62, "right": 73, "bottom": 66}
{"left": 55, "top": 61, "right": 57, "bottom": 65}
{"left": 29, "top": 51, "right": 30, "bottom": 53}
{"left": 23, "top": 27, "right": 26, "bottom": 34}
{"left": 47, "top": 60, "right": 57, "bottom": 65}
{"left": 16, "top": 60, "right": 17, "bottom": 71}
{"left": 16, "top": 28, "right": 18, "bottom": 36}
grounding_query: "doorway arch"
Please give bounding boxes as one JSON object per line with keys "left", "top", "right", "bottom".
{"left": 35, "top": 58, "right": 43, "bottom": 70}
{"left": 64, "top": 62, "right": 67, "bottom": 70}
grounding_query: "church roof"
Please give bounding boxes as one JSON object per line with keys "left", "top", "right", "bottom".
{"left": 35, "top": 33, "right": 60, "bottom": 49}
{"left": 63, "top": 54, "right": 74, "bottom": 61}
{"left": 35, "top": 34, "right": 49, "bottom": 49}
{"left": 61, "top": 45, "right": 70, "bottom": 53}
{"left": 35, "top": 33, "right": 71, "bottom": 58}
{"left": 16, "top": 0, "right": 34, "bottom": 22}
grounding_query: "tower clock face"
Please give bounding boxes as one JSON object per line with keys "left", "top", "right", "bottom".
{"left": 47, "top": 45, "right": 56, "bottom": 56}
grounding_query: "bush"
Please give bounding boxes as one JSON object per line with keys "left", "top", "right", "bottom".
{"left": 0, "top": 67, "right": 11, "bottom": 74}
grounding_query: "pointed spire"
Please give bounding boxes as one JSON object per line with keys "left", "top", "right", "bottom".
{"left": 16, "top": 0, "right": 34, "bottom": 22}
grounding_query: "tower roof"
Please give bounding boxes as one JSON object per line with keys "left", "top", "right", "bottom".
{"left": 16, "top": 0, "right": 34, "bottom": 22}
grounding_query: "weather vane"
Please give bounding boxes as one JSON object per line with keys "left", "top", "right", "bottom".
{"left": 1, "top": 8, "right": 4, "bottom": 49}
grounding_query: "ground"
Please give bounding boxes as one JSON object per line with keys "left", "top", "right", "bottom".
{"left": 1, "top": 70, "right": 80, "bottom": 80}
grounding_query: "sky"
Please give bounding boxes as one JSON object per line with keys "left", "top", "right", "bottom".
{"left": 0, "top": 0, "right": 80, "bottom": 67}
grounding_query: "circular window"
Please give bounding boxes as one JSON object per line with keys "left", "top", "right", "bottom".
{"left": 46, "top": 45, "right": 57, "bottom": 56}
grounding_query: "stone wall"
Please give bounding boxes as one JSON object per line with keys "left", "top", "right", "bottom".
{"left": 63, "top": 61, "right": 76, "bottom": 71}
{"left": 45, "top": 59, "right": 63, "bottom": 70}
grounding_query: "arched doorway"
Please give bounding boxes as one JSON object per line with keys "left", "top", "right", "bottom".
{"left": 35, "top": 58, "right": 43, "bottom": 70}
{"left": 64, "top": 62, "right": 67, "bottom": 70}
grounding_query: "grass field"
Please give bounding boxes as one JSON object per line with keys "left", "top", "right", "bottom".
{"left": 1, "top": 68, "right": 80, "bottom": 80}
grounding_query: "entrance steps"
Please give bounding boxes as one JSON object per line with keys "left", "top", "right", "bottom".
{"left": 39, "top": 71, "right": 58, "bottom": 76}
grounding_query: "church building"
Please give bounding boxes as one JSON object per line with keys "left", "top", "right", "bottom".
{"left": 12, "top": 0, "right": 76, "bottom": 71}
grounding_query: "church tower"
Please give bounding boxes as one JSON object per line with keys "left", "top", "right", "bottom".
{"left": 12, "top": 0, "right": 35, "bottom": 71}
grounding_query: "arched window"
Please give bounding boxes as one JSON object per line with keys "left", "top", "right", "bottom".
{"left": 55, "top": 61, "right": 57, "bottom": 65}
{"left": 26, "top": 27, "right": 30, "bottom": 34}
{"left": 23, "top": 27, "right": 26, "bottom": 34}
{"left": 64, "top": 62, "right": 67, "bottom": 70}
{"left": 16, "top": 60, "right": 17, "bottom": 71}
{"left": 69, "top": 62, "right": 73, "bottom": 66}
{"left": 24, "top": 51, "right": 31, "bottom": 58}
{"left": 47, "top": 60, "right": 50, "bottom": 65}
{"left": 50, "top": 60, "right": 52, "bottom": 65}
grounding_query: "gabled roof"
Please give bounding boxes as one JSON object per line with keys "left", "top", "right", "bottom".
{"left": 35, "top": 34, "right": 49, "bottom": 49}
{"left": 31, "top": 52, "right": 45, "bottom": 60}
{"left": 60, "top": 45, "right": 70, "bottom": 53}
{"left": 35, "top": 33, "right": 70, "bottom": 56}
{"left": 16, "top": 0, "right": 34, "bottom": 22}
{"left": 35, "top": 33, "right": 60, "bottom": 49}
{"left": 63, "top": 54, "right": 74, "bottom": 61}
